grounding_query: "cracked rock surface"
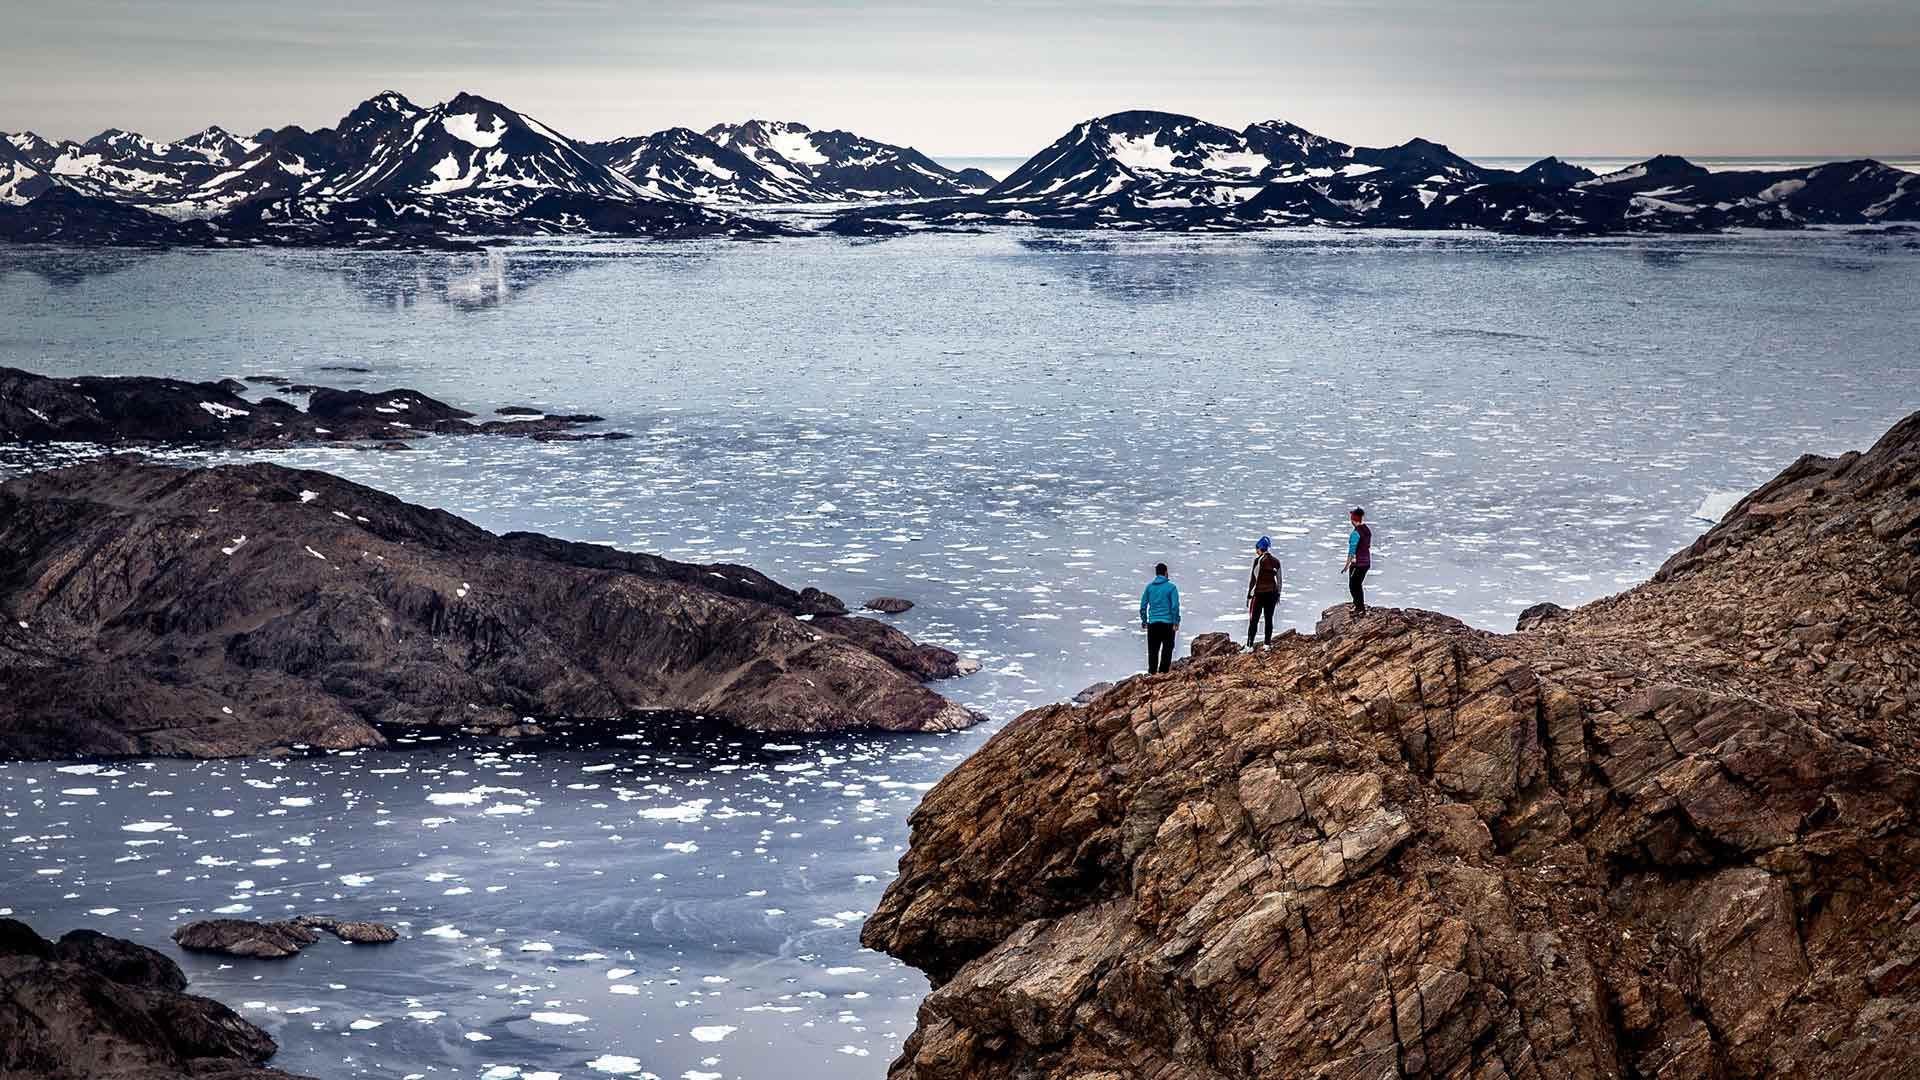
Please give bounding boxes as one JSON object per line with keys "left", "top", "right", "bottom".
{"left": 863, "top": 411, "right": 1920, "bottom": 1079}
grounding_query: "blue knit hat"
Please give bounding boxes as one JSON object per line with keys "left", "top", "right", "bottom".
{"left": 1256, "top": 536, "right": 1271, "bottom": 551}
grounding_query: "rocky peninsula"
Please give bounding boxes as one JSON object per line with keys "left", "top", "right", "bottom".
{"left": 863, "top": 411, "right": 1920, "bottom": 1077}
{"left": 0, "top": 456, "right": 976, "bottom": 759}
{"left": 0, "top": 918, "right": 313, "bottom": 1080}
{"left": 0, "top": 366, "right": 624, "bottom": 448}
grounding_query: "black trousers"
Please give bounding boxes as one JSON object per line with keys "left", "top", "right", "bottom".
{"left": 1247, "top": 591, "right": 1278, "bottom": 645}
{"left": 1146, "top": 623, "right": 1176, "bottom": 674}
{"left": 1349, "top": 566, "right": 1369, "bottom": 612}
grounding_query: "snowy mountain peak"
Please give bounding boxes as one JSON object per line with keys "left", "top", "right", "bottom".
{"left": 175, "top": 126, "right": 256, "bottom": 166}
{"left": 698, "top": 118, "right": 988, "bottom": 200}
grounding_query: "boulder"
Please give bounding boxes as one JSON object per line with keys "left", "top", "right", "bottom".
{"left": 0, "top": 457, "right": 979, "bottom": 760}
{"left": 864, "top": 410, "right": 1920, "bottom": 1080}
{"left": 864, "top": 596, "right": 915, "bottom": 614}
{"left": 1516, "top": 600, "right": 1570, "bottom": 631}
{"left": 1187, "top": 632, "right": 1242, "bottom": 660}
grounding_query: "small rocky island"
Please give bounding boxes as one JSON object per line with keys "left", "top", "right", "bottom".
{"left": 0, "top": 918, "right": 314, "bottom": 1079}
{"left": 864, "top": 411, "right": 1920, "bottom": 1077}
{"left": 0, "top": 456, "right": 976, "bottom": 759}
{"left": 0, "top": 366, "right": 625, "bottom": 448}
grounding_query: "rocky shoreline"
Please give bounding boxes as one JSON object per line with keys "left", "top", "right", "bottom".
{"left": 862, "top": 411, "right": 1920, "bottom": 1077}
{"left": 0, "top": 918, "right": 314, "bottom": 1080}
{"left": 0, "top": 455, "right": 978, "bottom": 760}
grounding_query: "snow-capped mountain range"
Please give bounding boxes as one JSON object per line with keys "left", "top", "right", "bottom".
{"left": 4, "top": 96, "right": 1916, "bottom": 246}
{"left": 0, "top": 91, "right": 996, "bottom": 245}
{"left": 834, "top": 108, "right": 1920, "bottom": 236}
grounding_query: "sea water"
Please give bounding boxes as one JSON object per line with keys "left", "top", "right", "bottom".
{"left": 0, "top": 228, "right": 1916, "bottom": 1078}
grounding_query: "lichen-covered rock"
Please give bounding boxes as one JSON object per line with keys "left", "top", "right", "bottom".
{"left": 172, "top": 919, "right": 321, "bottom": 959}
{"left": 865, "top": 411, "right": 1920, "bottom": 1079}
{"left": 0, "top": 457, "right": 978, "bottom": 759}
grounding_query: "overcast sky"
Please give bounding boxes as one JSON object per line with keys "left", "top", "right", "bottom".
{"left": 5, "top": 0, "right": 1917, "bottom": 158}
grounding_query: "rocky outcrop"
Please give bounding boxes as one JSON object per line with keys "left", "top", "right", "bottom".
{"left": 0, "top": 919, "right": 312, "bottom": 1079}
{"left": 173, "top": 916, "right": 398, "bottom": 959}
{"left": 866, "top": 596, "right": 916, "bottom": 614}
{"left": 864, "top": 411, "right": 1920, "bottom": 1079}
{"left": 0, "top": 456, "right": 976, "bottom": 759}
{"left": 0, "top": 367, "right": 621, "bottom": 447}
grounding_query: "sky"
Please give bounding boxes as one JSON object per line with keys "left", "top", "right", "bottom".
{"left": 4, "top": 0, "right": 1918, "bottom": 159}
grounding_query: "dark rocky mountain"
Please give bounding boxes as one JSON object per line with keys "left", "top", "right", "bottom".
{"left": 0, "top": 186, "right": 219, "bottom": 246}
{"left": 705, "top": 119, "right": 994, "bottom": 200}
{"left": 0, "top": 455, "right": 978, "bottom": 759}
{"left": 1517, "top": 154, "right": 1599, "bottom": 187}
{"left": 584, "top": 126, "right": 814, "bottom": 203}
{"left": 0, "top": 918, "right": 314, "bottom": 1079}
{"left": 3, "top": 92, "right": 772, "bottom": 244}
{"left": 864, "top": 408, "right": 1920, "bottom": 1078}
{"left": 833, "top": 109, "right": 1920, "bottom": 236}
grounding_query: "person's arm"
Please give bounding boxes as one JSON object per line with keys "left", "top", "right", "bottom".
{"left": 1343, "top": 530, "right": 1356, "bottom": 572}
{"left": 1140, "top": 586, "right": 1149, "bottom": 627}
{"left": 1170, "top": 584, "right": 1180, "bottom": 628}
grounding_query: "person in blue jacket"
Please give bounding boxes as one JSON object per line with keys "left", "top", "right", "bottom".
{"left": 1139, "top": 562, "right": 1181, "bottom": 674}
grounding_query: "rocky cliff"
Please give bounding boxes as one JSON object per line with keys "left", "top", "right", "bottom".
{"left": 0, "top": 457, "right": 975, "bottom": 759}
{"left": 0, "top": 919, "right": 313, "bottom": 1080}
{"left": 863, "top": 411, "right": 1920, "bottom": 1078}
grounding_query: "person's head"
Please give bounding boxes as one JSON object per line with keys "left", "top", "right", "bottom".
{"left": 1154, "top": 562, "right": 1168, "bottom": 577}
{"left": 1350, "top": 507, "right": 1366, "bottom": 524}
{"left": 1256, "top": 536, "right": 1271, "bottom": 552}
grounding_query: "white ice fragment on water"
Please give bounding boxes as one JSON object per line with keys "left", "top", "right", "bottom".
{"left": 685, "top": 1072, "right": 722, "bottom": 1080}
{"left": 586, "top": 1057, "right": 643, "bottom": 1075}
{"left": 62, "top": 788, "right": 98, "bottom": 796}
{"left": 825, "top": 966, "right": 866, "bottom": 976}
{"left": 531, "top": 1011, "right": 590, "bottom": 1025}
{"left": 339, "top": 873, "right": 374, "bottom": 886}
{"left": 481, "top": 1068, "right": 520, "bottom": 1080}
{"left": 349, "top": 1018, "right": 383, "bottom": 1030}
{"left": 57, "top": 764, "right": 102, "bottom": 775}
{"left": 279, "top": 797, "right": 313, "bottom": 807}
{"left": 610, "top": 984, "right": 640, "bottom": 995}
{"left": 662, "top": 841, "right": 699, "bottom": 853}
{"left": 520, "top": 941, "right": 555, "bottom": 952}
{"left": 199, "top": 401, "right": 250, "bottom": 420}
{"left": 406, "top": 1010, "right": 445, "bottom": 1021}
{"left": 87, "top": 907, "right": 118, "bottom": 916}
{"left": 422, "top": 925, "right": 465, "bottom": 939}
{"left": 639, "top": 800, "right": 710, "bottom": 823}
{"left": 122, "top": 821, "right": 173, "bottom": 833}
{"left": 689, "top": 1025, "right": 736, "bottom": 1043}
{"left": 483, "top": 803, "right": 531, "bottom": 815}
{"left": 464, "top": 1031, "right": 492, "bottom": 1042}
{"left": 1690, "top": 490, "right": 1744, "bottom": 523}
{"left": 837, "top": 1045, "right": 871, "bottom": 1056}
{"left": 213, "top": 903, "right": 251, "bottom": 914}
{"left": 426, "top": 791, "right": 485, "bottom": 806}
{"left": 298, "top": 490, "right": 318, "bottom": 503}
{"left": 607, "top": 968, "right": 636, "bottom": 980}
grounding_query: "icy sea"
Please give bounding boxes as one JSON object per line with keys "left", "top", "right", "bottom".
{"left": 1, "top": 229, "right": 1917, "bottom": 1080}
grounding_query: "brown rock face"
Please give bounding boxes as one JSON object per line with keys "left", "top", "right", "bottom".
{"left": 864, "top": 412, "right": 1920, "bottom": 1079}
{"left": 0, "top": 457, "right": 977, "bottom": 759}
{"left": 0, "top": 918, "right": 312, "bottom": 1080}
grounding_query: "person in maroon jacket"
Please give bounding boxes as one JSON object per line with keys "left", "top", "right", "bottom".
{"left": 1246, "top": 536, "right": 1282, "bottom": 647}
{"left": 1342, "top": 508, "right": 1372, "bottom": 614}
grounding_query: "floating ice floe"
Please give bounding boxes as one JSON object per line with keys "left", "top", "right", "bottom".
{"left": 530, "top": 1011, "right": 591, "bottom": 1025}
{"left": 122, "top": 821, "right": 173, "bottom": 833}
{"left": 689, "top": 1025, "right": 736, "bottom": 1042}
{"left": 585, "top": 1056, "right": 644, "bottom": 1075}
